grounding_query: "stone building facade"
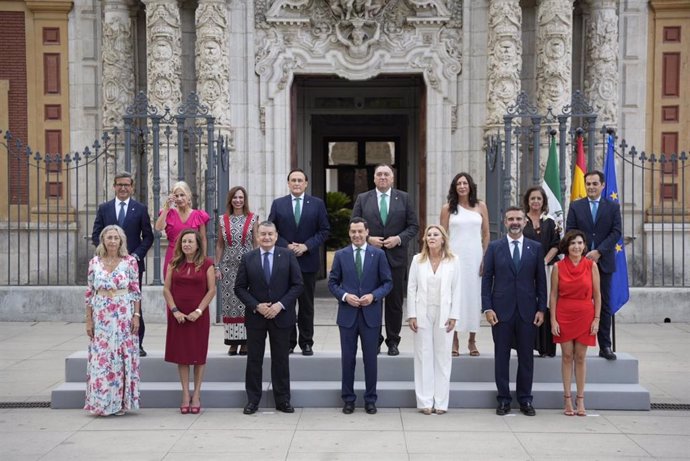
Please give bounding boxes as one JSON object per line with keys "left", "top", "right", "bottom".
{"left": 1, "top": 0, "right": 689, "bottom": 284}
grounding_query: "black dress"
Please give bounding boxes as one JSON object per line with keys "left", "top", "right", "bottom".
{"left": 524, "top": 214, "right": 560, "bottom": 357}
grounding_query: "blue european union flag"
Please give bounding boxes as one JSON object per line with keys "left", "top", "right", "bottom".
{"left": 604, "top": 135, "right": 630, "bottom": 314}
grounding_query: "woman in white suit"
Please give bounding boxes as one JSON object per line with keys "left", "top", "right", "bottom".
{"left": 406, "top": 224, "right": 461, "bottom": 414}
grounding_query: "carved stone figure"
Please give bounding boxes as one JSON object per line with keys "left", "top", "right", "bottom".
{"left": 486, "top": 0, "right": 522, "bottom": 127}
{"left": 536, "top": 0, "right": 573, "bottom": 116}
{"left": 102, "top": 12, "right": 135, "bottom": 130}
{"left": 583, "top": 0, "right": 618, "bottom": 127}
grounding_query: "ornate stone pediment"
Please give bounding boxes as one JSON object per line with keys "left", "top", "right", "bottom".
{"left": 255, "top": 0, "right": 462, "bottom": 89}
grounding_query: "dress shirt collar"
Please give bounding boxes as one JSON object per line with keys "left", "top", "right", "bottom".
{"left": 376, "top": 188, "right": 391, "bottom": 200}
{"left": 351, "top": 243, "right": 368, "bottom": 252}
{"left": 291, "top": 193, "right": 305, "bottom": 201}
{"left": 116, "top": 197, "right": 130, "bottom": 210}
{"left": 261, "top": 246, "right": 275, "bottom": 256}
{"left": 506, "top": 235, "right": 524, "bottom": 247}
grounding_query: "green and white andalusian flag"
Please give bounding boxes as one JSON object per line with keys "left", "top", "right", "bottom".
{"left": 543, "top": 136, "right": 563, "bottom": 236}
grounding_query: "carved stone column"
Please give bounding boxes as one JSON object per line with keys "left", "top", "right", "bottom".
{"left": 102, "top": 0, "right": 135, "bottom": 182}
{"left": 486, "top": 0, "right": 522, "bottom": 130}
{"left": 583, "top": 0, "right": 619, "bottom": 129}
{"left": 194, "top": 0, "right": 231, "bottom": 197}
{"left": 102, "top": 0, "right": 135, "bottom": 130}
{"left": 195, "top": 0, "right": 231, "bottom": 130}
{"left": 535, "top": 0, "right": 573, "bottom": 116}
{"left": 143, "top": 0, "right": 182, "bottom": 196}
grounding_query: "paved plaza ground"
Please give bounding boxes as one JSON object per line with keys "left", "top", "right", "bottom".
{"left": 1, "top": 314, "right": 689, "bottom": 459}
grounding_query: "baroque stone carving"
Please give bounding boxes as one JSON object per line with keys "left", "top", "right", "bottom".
{"left": 196, "top": 0, "right": 231, "bottom": 128}
{"left": 583, "top": 0, "right": 618, "bottom": 127}
{"left": 535, "top": 0, "right": 573, "bottom": 115}
{"left": 486, "top": 0, "right": 522, "bottom": 127}
{"left": 144, "top": 0, "right": 182, "bottom": 112}
{"left": 255, "top": 0, "right": 463, "bottom": 85}
{"left": 102, "top": 12, "right": 135, "bottom": 129}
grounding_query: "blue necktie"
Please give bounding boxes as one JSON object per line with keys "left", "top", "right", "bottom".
{"left": 590, "top": 200, "right": 599, "bottom": 223}
{"left": 512, "top": 240, "right": 520, "bottom": 270}
{"left": 263, "top": 252, "right": 271, "bottom": 283}
{"left": 118, "top": 201, "right": 126, "bottom": 227}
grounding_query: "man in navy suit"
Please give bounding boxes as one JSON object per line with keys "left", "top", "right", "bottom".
{"left": 482, "top": 206, "right": 547, "bottom": 416}
{"left": 328, "top": 217, "right": 392, "bottom": 415}
{"left": 92, "top": 172, "right": 153, "bottom": 355}
{"left": 234, "top": 221, "right": 304, "bottom": 415}
{"left": 566, "top": 170, "right": 622, "bottom": 360}
{"left": 352, "top": 164, "right": 418, "bottom": 356}
{"left": 268, "top": 169, "right": 330, "bottom": 356}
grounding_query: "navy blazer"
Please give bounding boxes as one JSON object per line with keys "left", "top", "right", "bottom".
{"left": 92, "top": 198, "right": 154, "bottom": 273}
{"left": 481, "top": 237, "right": 547, "bottom": 323}
{"left": 328, "top": 245, "right": 393, "bottom": 329}
{"left": 234, "top": 246, "right": 304, "bottom": 329}
{"left": 565, "top": 197, "right": 621, "bottom": 274}
{"left": 268, "top": 194, "right": 330, "bottom": 273}
{"left": 351, "top": 188, "right": 419, "bottom": 268}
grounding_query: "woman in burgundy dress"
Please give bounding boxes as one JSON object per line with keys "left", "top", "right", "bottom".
{"left": 550, "top": 230, "right": 601, "bottom": 416}
{"left": 163, "top": 229, "right": 216, "bottom": 414}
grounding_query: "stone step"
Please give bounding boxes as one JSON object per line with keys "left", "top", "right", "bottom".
{"left": 52, "top": 350, "right": 650, "bottom": 410}
{"left": 51, "top": 381, "right": 650, "bottom": 410}
{"left": 62, "top": 351, "right": 643, "bottom": 384}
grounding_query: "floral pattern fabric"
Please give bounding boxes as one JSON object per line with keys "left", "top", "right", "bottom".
{"left": 84, "top": 255, "right": 141, "bottom": 416}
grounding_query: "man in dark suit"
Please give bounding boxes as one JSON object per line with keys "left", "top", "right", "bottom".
{"left": 351, "top": 164, "right": 418, "bottom": 356}
{"left": 566, "top": 170, "right": 622, "bottom": 360}
{"left": 268, "top": 169, "right": 330, "bottom": 356}
{"left": 328, "top": 217, "right": 392, "bottom": 415}
{"left": 92, "top": 172, "right": 153, "bottom": 356}
{"left": 234, "top": 221, "right": 304, "bottom": 414}
{"left": 482, "top": 206, "right": 547, "bottom": 416}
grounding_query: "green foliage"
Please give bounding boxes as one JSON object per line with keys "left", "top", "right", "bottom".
{"left": 326, "top": 191, "right": 352, "bottom": 250}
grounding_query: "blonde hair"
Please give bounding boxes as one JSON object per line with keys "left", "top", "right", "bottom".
{"left": 170, "top": 229, "right": 206, "bottom": 272}
{"left": 171, "top": 181, "right": 193, "bottom": 204}
{"left": 95, "top": 225, "right": 129, "bottom": 257}
{"left": 418, "top": 224, "right": 454, "bottom": 263}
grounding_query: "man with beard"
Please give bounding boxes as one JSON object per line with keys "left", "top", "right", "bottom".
{"left": 481, "top": 206, "right": 547, "bottom": 417}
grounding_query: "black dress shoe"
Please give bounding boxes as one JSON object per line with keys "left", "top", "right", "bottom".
{"left": 387, "top": 344, "right": 399, "bottom": 356}
{"left": 519, "top": 402, "right": 536, "bottom": 416}
{"left": 599, "top": 347, "right": 617, "bottom": 360}
{"left": 243, "top": 402, "right": 258, "bottom": 415}
{"left": 139, "top": 347, "right": 147, "bottom": 357}
{"left": 496, "top": 402, "right": 511, "bottom": 416}
{"left": 342, "top": 402, "right": 355, "bottom": 414}
{"left": 288, "top": 347, "right": 294, "bottom": 354}
{"left": 276, "top": 401, "right": 295, "bottom": 413}
{"left": 364, "top": 402, "right": 377, "bottom": 414}
{"left": 302, "top": 344, "right": 314, "bottom": 356}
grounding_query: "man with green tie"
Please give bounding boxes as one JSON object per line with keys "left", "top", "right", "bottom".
{"left": 328, "top": 217, "right": 392, "bottom": 414}
{"left": 268, "top": 169, "right": 330, "bottom": 356}
{"left": 352, "top": 164, "right": 419, "bottom": 356}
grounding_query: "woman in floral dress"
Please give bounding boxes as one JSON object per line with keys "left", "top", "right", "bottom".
{"left": 214, "top": 186, "right": 258, "bottom": 355}
{"left": 84, "top": 224, "right": 142, "bottom": 416}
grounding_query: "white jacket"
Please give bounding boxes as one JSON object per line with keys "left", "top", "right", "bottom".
{"left": 406, "top": 254, "right": 462, "bottom": 329}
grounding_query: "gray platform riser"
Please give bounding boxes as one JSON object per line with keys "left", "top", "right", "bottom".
{"left": 63, "top": 352, "right": 641, "bottom": 384}
{"left": 51, "top": 382, "right": 650, "bottom": 410}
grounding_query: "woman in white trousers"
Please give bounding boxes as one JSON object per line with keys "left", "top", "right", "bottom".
{"left": 406, "top": 224, "right": 461, "bottom": 414}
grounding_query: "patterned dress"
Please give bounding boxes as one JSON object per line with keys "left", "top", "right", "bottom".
{"left": 84, "top": 255, "right": 141, "bottom": 416}
{"left": 218, "top": 213, "right": 256, "bottom": 345}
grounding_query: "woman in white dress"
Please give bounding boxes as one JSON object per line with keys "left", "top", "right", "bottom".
{"left": 440, "top": 172, "right": 490, "bottom": 356}
{"left": 406, "top": 225, "right": 461, "bottom": 414}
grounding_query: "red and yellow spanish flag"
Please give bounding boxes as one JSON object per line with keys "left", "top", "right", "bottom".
{"left": 570, "top": 135, "right": 587, "bottom": 201}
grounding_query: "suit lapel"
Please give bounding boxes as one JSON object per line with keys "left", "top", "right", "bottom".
{"left": 500, "top": 239, "right": 517, "bottom": 275}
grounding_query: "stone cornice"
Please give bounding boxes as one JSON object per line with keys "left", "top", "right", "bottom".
{"left": 649, "top": 0, "right": 690, "bottom": 12}
{"left": 26, "top": 1, "right": 74, "bottom": 14}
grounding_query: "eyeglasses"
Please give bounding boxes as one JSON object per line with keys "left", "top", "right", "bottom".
{"left": 115, "top": 183, "right": 132, "bottom": 188}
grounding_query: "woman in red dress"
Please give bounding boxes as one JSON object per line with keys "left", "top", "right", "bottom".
{"left": 550, "top": 230, "right": 601, "bottom": 416}
{"left": 163, "top": 229, "right": 216, "bottom": 414}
